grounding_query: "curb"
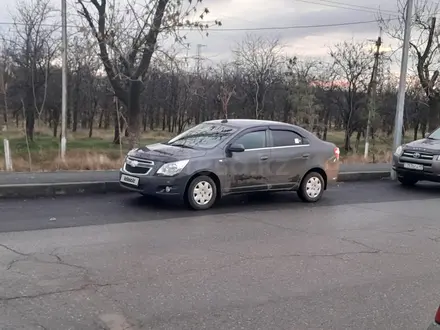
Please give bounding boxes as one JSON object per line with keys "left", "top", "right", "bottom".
{"left": 337, "top": 171, "right": 390, "bottom": 182}
{"left": 0, "top": 181, "right": 126, "bottom": 199}
{"left": 0, "top": 170, "right": 392, "bottom": 199}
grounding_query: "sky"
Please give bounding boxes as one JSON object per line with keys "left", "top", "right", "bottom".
{"left": 0, "top": 0, "right": 402, "bottom": 72}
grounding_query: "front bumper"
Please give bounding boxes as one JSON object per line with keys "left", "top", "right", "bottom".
{"left": 119, "top": 168, "right": 189, "bottom": 198}
{"left": 392, "top": 153, "right": 440, "bottom": 182}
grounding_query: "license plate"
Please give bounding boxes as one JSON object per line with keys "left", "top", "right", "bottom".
{"left": 403, "top": 163, "right": 423, "bottom": 170}
{"left": 120, "top": 174, "right": 139, "bottom": 186}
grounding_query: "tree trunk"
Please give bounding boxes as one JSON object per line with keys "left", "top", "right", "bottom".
{"left": 127, "top": 80, "right": 142, "bottom": 148}
{"left": 98, "top": 108, "right": 104, "bottom": 128}
{"left": 322, "top": 107, "right": 331, "bottom": 141}
{"left": 25, "top": 92, "right": 35, "bottom": 141}
{"left": 421, "top": 121, "right": 427, "bottom": 138}
{"left": 2, "top": 106, "right": 7, "bottom": 127}
{"left": 113, "top": 114, "right": 122, "bottom": 145}
{"left": 88, "top": 100, "right": 97, "bottom": 138}
{"left": 344, "top": 128, "right": 352, "bottom": 152}
{"left": 413, "top": 121, "right": 419, "bottom": 140}
{"left": 354, "top": 130, "right": 361, "bottom": 153}
{"left": 428, "top": 96, "right": 440, "bottom": 131}
{"left": 52, "top": 108, "right": 60, "bottom": 137}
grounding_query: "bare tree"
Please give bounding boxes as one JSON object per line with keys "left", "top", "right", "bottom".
{"left": 233, "top": 34, "right": 284, "bottom": 119}
{"left": 76, "top": 0, "right": 220, "bottom": 147}
{"left": 329, "top": 40, "right": 374, "bottom": 151}
{"left": 8, "top": 0, "right": 58, "bottom": 141}
{"left": 286, "top": 57, "right": 322, "bottom": 131}
{"left": 0, "top": 43, "right": 13, "bottom": 129}
{"left": 216, "top": 62, "right": 236, "bottom": 119}
{"left": 380, "top": 0, "right": 440, "bottom": 131}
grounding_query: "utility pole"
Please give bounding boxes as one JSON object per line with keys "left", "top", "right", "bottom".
{"left": 195, "top": 44, "right": 206, "bottom": 75}
{"left": 364, "top": 33, "right": 382, "bottom": 159}
{"left": 391, "top": 0, "right": 414, "bottom": 180}
{"left": 60, "top": 0, "right": 68, "bottom": 161}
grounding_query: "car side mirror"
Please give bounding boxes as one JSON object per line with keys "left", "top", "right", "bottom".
{"left": 424, "top": 132, "right": 430, "bottom": 138}
{"left": 228, "top": 143, "right": 245, "bottom": 153}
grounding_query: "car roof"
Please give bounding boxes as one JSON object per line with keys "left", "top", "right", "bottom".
{"left": 204, "top": 119, "right": 295, "bottom": 129}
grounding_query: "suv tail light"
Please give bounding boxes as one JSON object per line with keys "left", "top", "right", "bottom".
{"left": 435, "top": 305, "right": 440, "bottom": 324}
{"left": 334, "top": 147, "right": 340, "bottom": 161}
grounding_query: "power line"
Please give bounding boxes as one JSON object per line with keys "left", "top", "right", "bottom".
{"left": 206, "top": 19, "right": 390, "bottom": 31}
{"left": 294, "top": 0, "right": 395, "bottom": 15}
{"left": 293, "top": 0, "right": 397, "bottom": 15}
{"left": 0, "top": 18, "right": 392, "bottom": 31}
{"left": 299, "top": 0, "right": 398, "bottom": 15}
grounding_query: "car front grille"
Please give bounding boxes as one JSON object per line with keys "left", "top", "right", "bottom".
{"left": 123, "top": 157, "right": 155, "bottom": 175}
{"left": 399, "top": 149, "right": 434, "bottom": 168}
{"left": 402, "top": 150, "right": 434, "bottom": 160}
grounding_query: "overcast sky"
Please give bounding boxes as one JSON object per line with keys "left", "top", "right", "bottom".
{"left": 0, "top": 0, "right": 402, "bottom": 70}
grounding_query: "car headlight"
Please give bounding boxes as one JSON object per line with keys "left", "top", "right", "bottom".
{"left": 127, "top": 148, "right": 138, "bottom": 157}
{"left": 156, "top": 159, "right": 189, "bottom": 176}
{"left": 436, "top": 155, "right": 440, "bottom": 161}
{"left": 394, "top": 145, "right": 403, "bottom": 156}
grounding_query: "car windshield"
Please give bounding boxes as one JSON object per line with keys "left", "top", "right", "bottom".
{"left": 165, "top": 123, "right": 237, "bottom": 149}
{"left": 428, "top": 128, "right": 440, "bottom": 140}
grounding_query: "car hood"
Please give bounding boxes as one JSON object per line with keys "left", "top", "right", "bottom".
{"left": 405, "top": 138, "right": 440, "bottom": 152}
{"left": 129, "top": 143, "right": 207, "bottom": 162}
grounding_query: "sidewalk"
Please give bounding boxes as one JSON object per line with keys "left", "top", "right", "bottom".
{"left": 0, "top": 163, "right": 390, "bottom": 185}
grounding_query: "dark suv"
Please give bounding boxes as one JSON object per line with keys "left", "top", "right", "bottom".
{"left": 393, "top": 127, "right": 440, "bottom": 186}
{"left": 119, "top": 119, "right": 340, "bottom": 210}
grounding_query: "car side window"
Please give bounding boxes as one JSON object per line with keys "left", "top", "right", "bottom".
{"left": 234, "top": 130, "right": 266, "bottom": 150}
{"left": 271, "top": 130, "right": 304, "bottom": 147}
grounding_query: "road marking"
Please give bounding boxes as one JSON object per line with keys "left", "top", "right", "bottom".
{"left": 98, "top": 314, "right": 136, "bottom": 330}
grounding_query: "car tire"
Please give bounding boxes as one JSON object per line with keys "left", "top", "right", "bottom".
{"left": 397, "top": 175, "right": 418, "bottom": 186}
{"left": 297, "top": 171, "right": 325, "bottom": 203}
{"left": 185, "top": 175, "right": 217, "bottom": 210}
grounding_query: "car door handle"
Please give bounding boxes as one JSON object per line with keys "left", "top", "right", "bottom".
{"left": 260, "top": 155, "right": 269, "bottom": 160}
{"left": 302, "top": 153, "right": 310, "bottom": 158}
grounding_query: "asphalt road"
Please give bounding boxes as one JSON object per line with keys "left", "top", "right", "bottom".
{"left": 0, "top": 163, "right": 390, "bottom": 185}
{"left": 1, "top": 180, "right": 440, "bottom": 329}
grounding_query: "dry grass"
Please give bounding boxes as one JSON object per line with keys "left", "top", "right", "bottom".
{"left": 341, "top": 151, "right": 392, "bottom": 164}
{"left": 0, "top": 149, "right": 392, "bottom": 172}
{"left": 0, "top": 125, "right": 405, "bottom": 172}
{"left": 0, "top": 151, "right": 124, "bottom": 172}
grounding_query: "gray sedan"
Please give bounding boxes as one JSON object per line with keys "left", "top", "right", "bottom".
{"left": 119, "top": 119, "right": 340, "bottom": 210}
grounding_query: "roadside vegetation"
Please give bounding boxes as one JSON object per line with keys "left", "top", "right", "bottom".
{"left": 0, "top": 126, "right": 402, "bottom": 171}
{"left": 1, "top": 0, "right": 437, "bottom": 172}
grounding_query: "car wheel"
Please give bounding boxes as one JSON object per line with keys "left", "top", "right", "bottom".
{"left": 397, "top": 175, "right": 418, "bottom": 186}
{"left": 186, "top": 175, "right": 217, "bottom": 210}
{"left": 298, "top": 172, "right": 324, "bottom": 203}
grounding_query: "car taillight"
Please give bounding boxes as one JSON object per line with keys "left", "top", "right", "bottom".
{"left": 334, "top": 147, "right": 340, "bottom": 160}
{"left": 435, "top": 305, "right": 440, "bottom": 324}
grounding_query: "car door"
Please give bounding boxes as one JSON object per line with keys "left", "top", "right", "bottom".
{"left": 225, "top": 129, "right": 270, "bottom": 193}
{"left": 268, "top": 128, "right": 311, "bottom": 189}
